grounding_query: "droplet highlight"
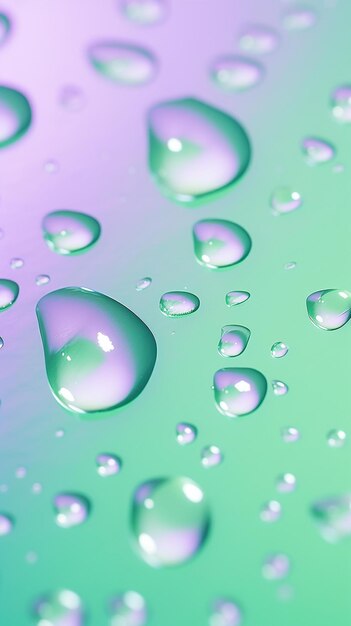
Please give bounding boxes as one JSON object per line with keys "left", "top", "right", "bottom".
{"left": 193, "top": 219, "right": 251, "bottom": 269}
{"left": 42, "top": 210, "right": 101, "bottom": 255}
{"left": 213, "top": 368, "right": 267, "bottom": 417}
{"left": 136, "top": 277, "right": 152, "bottom": 291}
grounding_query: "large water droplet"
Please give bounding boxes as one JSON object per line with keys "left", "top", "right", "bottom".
{"left": 213, "top": 368, "right": 267, "bottom": 417}
{"left": 218, "top": 325, "right": 250, "bottom": 357}
{"left": 109, "top": 590, "right": 147, "bottom": 626}
{"left": 0, "top": 279, "right": 19, "bottom": 310}
{"left": 33, "top": 589, "right": 84, "bottom": 626}
{"left": 311, "top": 494, "right": 351, "bottom": 542}
{"left": 306, "top": 289, "right": 351, "bottom": 330}
{"left": 211, "top": 56, "right": 264, "bottom": 91}
{"left": 271, "top": 186, "right": 302, "bottom": 214}
{"left": 0, "top": 86, "right": 32, "bottom": 147}
{"left": 88, "top": 41, "right": 157, "bottom": 85}
{"left": 176, "top": 422, "right": 197, "bottom": 445}
{"left": 225, "top": 290, "right": 250, "bottom": 307}
{"left": 0, "top": 513, "right": 13, "bottom": 536}
{"left": 0, "top": 13, "right": 10, "bottom": 46}
{"left": 327, "top": 429, "right": 347, "bottom": 448}
{"left": 302, "top": 137, "right": 335, "bottom": 165}
{"left": 331, "top": 85, "right": 351, "bottom": 123}
{"left": 42, "top": 210, "right": 101, "bottom": 255}
{"left": 193, "top": 219, "right": 251, "bottom": 269}
{"left": 54, "top": 493, "right": 90, "bottom": 528}
{"left": 159, "top": 291, "right": 200, "bottom": 317}
{"left": 120, "top": 0, "right": 167, "bottom": 25}
{"left": 209, "top": 598, "right": 242, "bottom": 626}
{"left": 131, "top": 476, "right": 210, "bottom": 567}
{"left": 148, "top": 97, "right": 251, "bottom": 203}
{"left": 239, "top": 24, "right": 279, "bottom": 55}
{"left": 36, "top": 287, "right": 157, "bottom": 414}
{"left": 96, "top": 453, "right": 122, "bottom": 476}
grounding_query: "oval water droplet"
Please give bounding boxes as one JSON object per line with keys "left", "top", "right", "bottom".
{"left": 218, "top": 325, "right": 250, "bottom": 357}
{"left": 271, "top": 186, "right": 302, "bottom": 214}
{"left": 225, "top": 290, "right": 250, "bottom": 307}
{"left": 239, "top": 24, "right": 279, "bottom": 55}
{"left": 131, "top": 476, "right": 210, "bottom": 567}
{"left": 109, "top": 590, "right": 147, "bottom": 626}
{"left": 42, "top": 210, "right": 101, "bottom": 255}
{"left": 36, "top": 287, "right": 157, "bottom": 414}
{"left": 159, "top": 291, "right": 200, "bottom": 317}
{"left": 35, "top": 274, "right": 50, "bottom": 286}
{"left": 0, "top": 279, "right": 19, "bottom": 310}
{"left": 271, "top": 341, "right": 288, "bottom": 358}
{"left": 0, "top": 13, "right": 10, "bottom": 46}
{"left": 311, "top": 494, "right": 351, "bottom": 542}
{"left": 34, "top": 589, "right": 84, "bottom": 626}
{"left": 260, "top": 500, "right": 282, "bottom": 522}
{"left": 0, "top": 86, "right": 32, "bottom": 147}
{"left": 0, "top": 513, "right": 13, "bottom": 536}
{"left": 209, "top": 598, "right": 242, "bottom": 626}
{"left": 136, "top": 276, "right": 152, "bottom": 291}
{"left": 277, "top": 473, "right": 296, "bottom": 493}
{"left": 193, "top": 219, "right": 251, "bottom": 269}
{"left": 331, "top": 85, "right": 351, "bottom": 123}
{"left": 281, "top": 426, "right": 300, "bottom": 443}
{"left": 213, "top": 368, "right": 267, "bottom": 417}
{"left": 120, "top": 0, "right": 167, "bottom": 25}
{"left": 211, "top": 56, "right": 264, "bottom": 91}
{"left": 327, "top": 429, "right": 346, "bottom": 448}
{"left": 283, "top": 7, "right": 317, "bottom": 30}
{"left": 262, "top": 554, "right": 290, "bottom": 580}
{"left": 306, "top": 289, "right": 351, "bottom": 330}
{"left": 54, "top": 493, "right": 90, "bottom": 528}
{"left": 176, "top": 422, "right": 197, "bottom": 445}
{"left": 10, "top": 257, "right": 24, "bottom": 269}
{"left": 148, "top": 97, "right": 251, "bottom": 203}
{"left": 88, "top": 41, "right": 157, "bottom": 85}
{"left": 272, "top": 380, "right": 289, "bottom": 396}
{"left": 302, "top": 137, "right": 335, "bottom": 165}
{"left": 96, "top": 453, "right": 122, "bottom": 477}
{"left": 201, "top": 445, "right": 223, "bottom": 468}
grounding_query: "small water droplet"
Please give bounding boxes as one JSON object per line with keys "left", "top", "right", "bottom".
{"left": 34, "top": 589, "right": 84, "bottom": 626}
{"left": 302, "top": 137, "right": 335, "bottom": 165}
{"left": 306, "top": 289, "right": 351, "bottom": 330}
{"left": 148, "top": 97, "right": 251, "bottom": 203}
{"left": 96, "top": 453, "right": 122, "bottom": 477}
{"left": 110, "top": 590, "right": 147, "bottom": 625}
{"left": 136, "top": 277, "right": 152, "bottom": 291}
{"left": 44, "top": 159, "right": 60, "bottom": 174}
{"left": 0, "top": 85, "right": 32, "bottom": 147}
{"left": 311, "top": 494, "right": 351, "bottom": 542}
{"left": 225, "top": 291, "right": 250, "bottom": 307}
{"left": 272, "top": 380, "right": 289, "bottom": 396}
{"left": 284, "top": 261, "right": 296, "bottom": 270}
{"left": 283, "top": 7, "right": 317, "bottom": 30}
{"left": 26, "top": 551, "right": 38, "bottom": 564}
{"left": 88, "top": 41, "right": 157, "bottom": 85}
{"left": 42, "top": 210, "right": 101, "bottom": 255}
{"left": 120, "top": 0, "right": 167, "bottom": 25}
{"left": 176, "top": 422, "right": 197, "bottom": 445}
{"left": 281, "top": 426, "right": 300, "bottom": 443}
{"left": 15, "top": 466, "right": 27, "bottom": 479}
{"left": 262, "top": 554, "right": 290, "bottom": 580}
{"left": 35, "top": 274, "right": 50, "bottom": 286}
{"left": 0, "top": 13, "right": 10, "bottom": 46}
{"left": 10, "top": 257, "right": 24, "bottom": 269}
{"left": 271, "top": 186, "right": 302, "bottom": 214}
{"left": 260, "top": 500, "right": 282, "bottom": 522}
{"left": 59, "top": 85, "right": 85, "bottom": 112}
{"left": 271, "top": 341, "right": 288, "bottom": 358}
{"left": 327, "top": 429, "right": 346, "bottom": 448}
{"left": 239, "top": 24, "right": 279, "bottom": 54}
{"left": 211, "top": 56, "right": 264, "bottom": 91}
{"left": 55, "top": 428, "right": 65, "bottom": 438}
{"left": 218, "top": 325, "right": 250, "bottom": 358}
{"left": 131, "top": 476, "right": 210, "bottom": 567}
{"left": 0, "top": 513, "right": 13, "bottom": 536}
{"left": 332, "top": 163, "right": 344, "bottom": 174}
{"left": 193, "top": 219, "right": 251, "bottom": 269}
{"left": 32, "top": 482, "right": 43, "bottom": 494}
{"left": 54, "top": 493, "right": 90, "bottom": 528}
{"left": 159, "top": 291, "right": 200, "bottom": 317}
{"left": 0, "top": 279, "right": 19, "bottom": 310}
{"left": 209, "top": 598, "right": 242, "bottom": 626}
{"left": 213, "top": 367, "right": 267, "bottom": 417}
{"left": 277, "top": 473, "right": 296, "bottom": 493}
{"left": 37, "top": 287, "right": 157, "bottom": 414}
{"left": 331, "top": 85, "right": 351, "bottom": 123}
{"left": 201, "top": 445, "right": 223, "bottom": 468}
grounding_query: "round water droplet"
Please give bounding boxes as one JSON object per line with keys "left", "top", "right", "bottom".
{"left": 136, "top": 277, "right": 152, "bottom": 291}
{"left": 131, "top": 476, "right": 210, "bottom": 567}
{"left": 32, "top": 482, "right": 43, "bottom": 494}
{"left": 10, "top": 257, "right": 24, "bottom": 269}
{"left": 54, "top": 493, "right": 90, "bottom": 528}
{"left": 213, "top": 368, "right": 267, "bottom": 417}
{"left": 331, "top": 85, "right": 351, "bottom": 123}
{"left": 88, "top": 41, "right": 157, "bottom": 85}
{"left": 96, "top": 453, "right": 122, "bottom": 477}
{"left": 159, "top": 291, "right": 200, "bottom": 317}
{"left": 36, "top": 287, "right": 157, "bottom": 414}
{"left": 176, "top": 422, "right": 197, "bottom": 445}
{"left": 277, "top": 473, "right": 296, "bottom": 493}
{"left": 193, "top": 219, "right": 251, "bottom": 269}
{"left": 211, "top": 56, "right": 264, "bottom": 91}
{"left": 262, "top": 554, "right": 290, "bottom": 580}
{"left": 55, "top": 428, "right": 65, "bottom": 438}
{"left": 260, "top": 500, "right": 282, "bottom": 522}
{"left": 34, "top": 589, "right": 84, "bottom": 626}
{"left": 271, "top": 341, "right": 288, "bottom": 358}
{"left": 0, "top": 513, "right": 13, "bottom": 536}
{"left": 0, "top": 13, "right": 10, "bottom": 46}
{"left": 283, "top": 7, "right": 317, "bottom": 30}
{"left": 44, "top": 159, "right": 60, "bottom": 174}
{"left": 42, "top": 210, "right": 101, "bottom": 255}
{"left": 281, "top": 426, "right": 300, "bottom": 443}
{"left": 0, "top": 279, "right": 19, "bottom": 310}
{"left": 239, "top": 24, "right": 279, "bottom": 55}
{"left": 225, "top": 291, "right": 250, "bottom": 307}
{"left": 16, "top": 466, "right": 26, "bottom": 478}
{"left": 110, "top": 590, "right": 147, "bottom": 626}
{"left": 311, "top": 494, "right": 351, "bottom": 542}
{"left": 209, "top": 598, "right": 242, "bottom": 626}
{"left": 271, "top": 186, "right": 302, "bottom": 214}
{"left": 120, "top": 0, "right": 167, "bottom": 25}
{"left": 201, "top": 445, "right": 223, "bottom": 468}
{"left": 302, "top": 137, "right": 335, "bottom": 165}
{"left": 327, "top": 429, "right": 346, "bottom": 448}
{"left": 218, "top": 325, "right": 251, "bottom": 358}
{"left": 272, "top": 380, "right": 289, "bottom": 396}
{"left": 0, "top": 86, "right": 32, "bottom": 148}
{"left": 148, "top": 97, "right": 251, "bottom": 204}
{"left": 59, "top": 85, "right": 85, "bottom": 112}
{"left": 306, "top": 289, "right": 351, "bottom": 330}
{"left": 36, "top": 274, "right": 50, "bottom": 286}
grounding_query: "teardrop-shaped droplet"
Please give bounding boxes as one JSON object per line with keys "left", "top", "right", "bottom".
{"left": 176, "top": 422, "right": 197, "bottom": 445}
{"left": 311, "top": 494, "right": 351, "bottom": 542}
{"left": 239, "top": 24, "right": 279, "bottom": 55}
{"left": 306, "top": 289, "right": 351, "bottom": 330}
{"left": 34, "top": 589, "right": 84, "bottom": 626}
{"left": 271, "top": 341, "right": 288, "bottom": 358}
{"left": 159, "top": 291, "right": 200, "bottom": 317}
{"left": 211, "top": 56, "right": 264, "bottom": 91}
{"left": 193, "top": 219, "right": 251, "bottom": 269}
{"left": 96, "top": 453, "right": 122, "bottom": 477}
{"left": 302, "top": 137, "right": 335, "bottom": 165}
{"left": 327, "top": 429, "right": 347, "bottom": 448}
{"left": 36, "top": 287, "right": 157, "bottom": 414}
{"left": 262, "top": 554, "right": 290, "bottom": 580}
{"left": 272, "top": 380, "right": 289, "bottom": 396}
{"left": 218, "top": 325, "right": 250, "bottom": 357}
{"left": 331, "top": 85, "right": 351, "bottom": 123}
{"left": 0, "top": 13, "right": 10, "bottom": 46}
{"left": 54, "top": 493, "right": 90, "bottom": 528}
{"left": 213, "top": 368, "right": 267, "bottom": 417}
{"left": 201, "top": 445, "right": 223, "bottom": 468}
{"left": 88, "top": 41, "right": 157, "bottom": 85}
{"left": 0, "top": 513, "right": 13, "bottom": 536}
{"left": 209, "top": 598, "right": 242, "bottom": 626}
{"left": 131, "top": 476, "right": 210, "bottom": 567}
{"left": 148, "top": 97, "right": 251, "bottom": 203}
{"left": 271, "top": 186, "right": 302, "bottom": 214}
{"left": 0, "top": 86, "right": 32, "bottom": 147}
{"left": 135, "top": 276, "right": 152, "bottom": 291}
{"left": 0, "top": 279, "right": 19, "bottom": 311}
{"left": 120, "top": 0, "right": 167, "bottom": 25}
{"left": 42, "top": 210, "right": 101, "bottom": 255}
{"left": 277, "top": 473, "right": 296, "bottom": 493}
{"left": 225, "top": 290, "right": 250, "bottom": 307}
{"left": 109, "top": 590, "right": 147, "bottom": 626}
{"left": 283, "top": 7, "right": 317, "bottom": 31}
{"left": 260, "top": 500, "right": 282, "bottom": 522}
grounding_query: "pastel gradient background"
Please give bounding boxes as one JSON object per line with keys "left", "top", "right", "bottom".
{"left": 0, "top": 0, "right": 350, "bottom": 624}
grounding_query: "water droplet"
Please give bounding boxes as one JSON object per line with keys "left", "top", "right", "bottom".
{"left": 0, "top": 86, "right": 32, "bottom": 147}
{"left": 32, "top": 482, "right": 43, "bottom": 494}
{"left": 271, "top": 186, "right": 302, "bottom": 214}
{"left": 284, "top": 261, "right": 296, "bottom": 270}
{"left": 88, "top": 41, "right": 157, "bottom": 85}
{"left": 327, "top": 429, "right": 346, "bottom": 448}
{"left": 131, "top": 476, "right": 210, "bottom": 567}
{"left": 0, "top": 13, "right": 10, "bottom": 46}
{"left": 333, "top": 163, "right": 344, "bottom": 174}
{"left": 136, "top": 277, "right": 152, "bottom": 291}
{"left": 148, "top": 97, "right": 251, "bottom": 203}
{"left": 0, "top": 337, "right": 3, "bottom": 349}
{"left": 211, "top": 56, "right": 264, "bottom": 91}
{"left": 34, "top": 589, "right": 84, "bottom": 626}
{"left": 0, "top": 513, "right": 13, "bottom": 536}
{"left": 0, "top": 279, "right": 19, "bottom": 310}
{"left": 218, "top": 325, "right": 250, "bottom": 358}
{"left": 225, "top": 291, "right": 250, "bottom": 307}
{"left": 209, "top": 598, "right": 242, "bottom": 626}
{"left": 331, "top": 85, "right": 351, "bottom": 123}
{"left": 239, "top": 24, "right": 279, "bottom": 54}
{"left": 213, "top": 368, "right": 267, "bottom": 418}
{"left": 44, "top": 159, "right": 60, "bottom": 174}
{"left": 311, "top": 494, "right": 351, "bottom": 542}
{"left": 260, "top": 500, "right": 282, "bottom": 522}
{"left": 10, "top": 257, "right": 24, "bottom": 269}
{"left": 37, "top": 287, "right": 157, "bottom": 414}
{"left": 26, "top": 551, "right": 38, "bottom": 564}
{"left": 35, "top": 274, "right": 50, "bottom": 286}
{"left": 283, "top": 7, "right": 317, "bottom": 30}
{"left": 271, "top": 341, "right": 288, "bottom": 358}
{"left": 306, "top": 289, "right": 351, "bottom": 330}
{"left": 281, "top": 426, "right": 300, "bottom": 443}
{"left": 262, "top": 554, "right": 290, "bottom": 580}
{"left": 55, "top": 428, "right": 65, "bottom": 438}
{"left": 42, "top": 210, "right": 101, "bottom": 255}
{"left": 201, "top": 445, "right": 223, "bottom": 468}
{"left": 59, "top": 85, "right": 85, "bottom": 112}
{"left": 96, "top": 453, "right": 122, "bottom": 477}
{"left": 277, "top": 473, "right": 296, "bottom": 493}
{"left": 54, "top": 493, "right": 90, "bottom": 528}
{"left": 159, "top": 291, "right": 200, "bottom": 317}
{"left": 110, "top": 590, "right": 147, "bottom": 625}
{"left": 272, "top": 380, "right": 289, "bottom": 396}
{"left": 120, "top": 0, "right": 167, "bottom": 25}
{"left": 15, "top": 466, "right": 26, "bottom": 478}
{"left": 193, "top": 219, "right": 251, "bottom": 269}
{"left": 302, "top": 137, "right": 335, "bottom": 165}
{"left": 176, "top": 422, "right": 197, "bottom": 445}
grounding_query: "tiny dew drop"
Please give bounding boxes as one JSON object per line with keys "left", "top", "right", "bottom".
{"left": 201, "top": 445, "right": 223, "bottom": 468}
{"left": 281, "top": 426, "right": 300, "bottom": 443}
{"left": 96, "top": 453, "right": 122, "bottom": 477}
{"left": 136, "top": 277, "right": 152, "bottom": 291}
{"left": 262, "top": 554, "right": 290, "bottom": 580}
{"left": 109, "top": 590, "right": 147, "bottom": 625}
{"left": 209, "top": 597, "right": 242, "bottom": 626}
{"left": 272, "top": 380, "right": 289, "bottom": 396}
{"left": 260, "top": 500, "right": 282, "bottom": 522}
{"left": 10, "top": 257, "right": 24, "bottom": 269}
{"left": 35, "top": 274, "right": 50, "bottom": 286}
{"left": 271, "top": 341, "right": 288, "bottom": 358}
{"left": 54, "top": 493, "right": 90, "bottom": 528}
{"left": 327, "top": 429, "right": 346, "bottom": 448}
{"left": 277, "top": 473, "right": 296, "bottom": 493}
{"left": 176, "top": 422, "right": 197, "bottom": 445}
{"left": 283, "top": 7, "right": 317, "bottom": 30}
